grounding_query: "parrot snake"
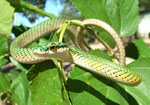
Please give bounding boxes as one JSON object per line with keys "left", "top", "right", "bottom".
{"left": 10, "top": 18, "right": 142, "bottom": 86}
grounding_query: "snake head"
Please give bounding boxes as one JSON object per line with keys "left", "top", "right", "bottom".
{"left": 33, "top": 42, "right": 73, "bottom": 62}
{"left": 33, "top": 42, "right": 70, "bottom": 57}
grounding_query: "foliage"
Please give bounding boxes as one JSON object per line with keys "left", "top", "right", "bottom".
{"left": 139, "top": 0, "right": 150, "bottom": 11}
{"left": 0, "top": 0, "right": 150, "bottom": 105}
{"left": 0, "top": 0, "right": 14, "bottom": 38}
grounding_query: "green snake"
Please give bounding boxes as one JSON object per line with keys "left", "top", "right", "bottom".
{"left": 10, "top": 18, "right": 142, "bottom": 86}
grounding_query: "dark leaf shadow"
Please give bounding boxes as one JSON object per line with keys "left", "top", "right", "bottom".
{"left": 125, "top": 42, "right": 138, "bottom": 59}
{"left": 26, "top": 60, "right": 55, "bottom": 81}
{"left": 92, "top": 73, "right": 138, "bottom": 105}
{"left": 67, "top": 71, "right": 138, "bottom": 105}
{"left": 67, "top": 78, "right": 119, "bottom": 105}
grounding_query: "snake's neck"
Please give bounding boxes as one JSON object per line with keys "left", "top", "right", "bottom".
{"left": 54, "top": 50, "right": 74, "bottom": 63}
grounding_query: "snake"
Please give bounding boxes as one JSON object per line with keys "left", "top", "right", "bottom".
{"left": 10, "top": 18, "right": 142, "bottom": 86}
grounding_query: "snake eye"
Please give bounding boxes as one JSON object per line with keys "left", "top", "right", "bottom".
{"left": 50, "top": 43, "right": 57, "bottom": 51}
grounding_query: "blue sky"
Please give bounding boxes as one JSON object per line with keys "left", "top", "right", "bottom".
{"left": 15, "top": 0, "right": 63, "bottom": 27}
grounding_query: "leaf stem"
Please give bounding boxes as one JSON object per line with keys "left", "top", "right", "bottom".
{"left": 0, "top": 54, "right": 9, "bottom": 59}
{"left": 58, "top": 20, "right": 71, "bottom": 42}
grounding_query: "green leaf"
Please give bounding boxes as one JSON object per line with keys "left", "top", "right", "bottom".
{"left": 7, "top": 0, "right": 22, "bottom": 12}
{"left": 20, "top": 1, "right": 56, "bottom": 18}
{"left": 89, "top": 49, "right": 112, "bottom": 61}
{"left": 8, "top": 70, "right": 20, "bottom": 81}
{"left": 0, "top": 36, "right": 8, "bottom": 56}
{"left": 9, "top": 57, "right": 27, "bottom": 71}
{"left": 0, "top": 72, "right": 11, "bottom": 93}
{"left": 121, "top": 58, "right": 150, "bottom": 105}
{"left": 0, "top": 36, "right": 8, "bottom": 68}
{"left": 12, "top": 25, "right": 30, "bottom": 37}
{"left": 133, "top": 39, "right": 150, "bottom": 58}
{"left": 73, "top": 0, "right": 139, "bottom": 48}
{"left": 0, "top": 58, "right": 8, "bottom": 68}
{"left": 11, "top": 71, "right": 31, "bottom": 105}
{"left": 27, "top": 61, "right": 70, "bottom": 105}
{"left": 68, "top": 66, "right": 138, "bottom": 105}
{"left": 73, "top": 0, "right": 139, "bottom": 37}
{"left": 0, "top": 0, "right": 14, "bottom": 38}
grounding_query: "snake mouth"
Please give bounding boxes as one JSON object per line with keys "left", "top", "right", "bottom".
{"left": 34, "top": 50, "right": 56, "bottom": 56}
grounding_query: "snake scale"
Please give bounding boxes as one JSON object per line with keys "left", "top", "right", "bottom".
{"left": 10, "top": 18, "right": 142, "bottom": 86}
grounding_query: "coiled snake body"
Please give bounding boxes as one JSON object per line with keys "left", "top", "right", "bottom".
{"left": 10, "top": 18, "right": 142, "bottom": 86}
